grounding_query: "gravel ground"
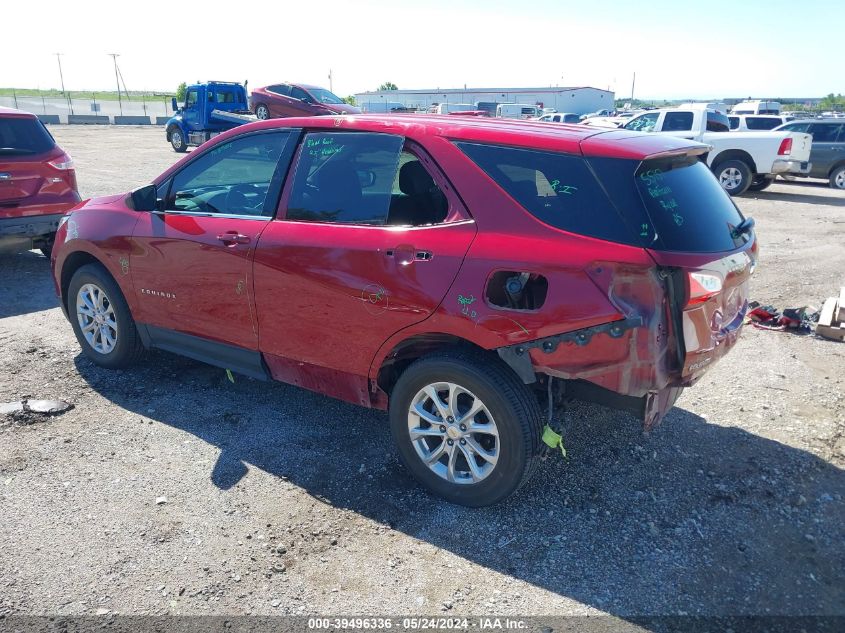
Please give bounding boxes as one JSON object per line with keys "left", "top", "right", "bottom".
{"left": 1, "top": 126, "right": 844, "bottom": 619}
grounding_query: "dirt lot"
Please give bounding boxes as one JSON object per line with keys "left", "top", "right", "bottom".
{"left": 1, "top": 126, "right": 844, "bottom": 620}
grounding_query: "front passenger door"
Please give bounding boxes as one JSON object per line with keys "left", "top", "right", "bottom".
{"left": 130, "top": 130, "right": 295, "bottom": 351}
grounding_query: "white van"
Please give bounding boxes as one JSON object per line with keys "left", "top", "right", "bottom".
{"left": 731, "top": 100, "right": 782, "bottom": 115}
{"left": 496, "top": 104, "right": 540, "bottom": 119}
{"left": 431, "top": 103, "right": 475, "bottom": 115}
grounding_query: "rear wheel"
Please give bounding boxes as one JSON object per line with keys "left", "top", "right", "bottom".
{"left": 388, "top": 351, "right": 542, "bottom": 507}
{"left": 714, "top": 160, "right": 752, "bottom": 196}
{"left": 748, "top": 176, "right": 773, "bottom": 192}
{"left": 255, "top": 104, "right": 270, "bottom": 120}
{"left": 169, "top": 127, "right": 187, "bottom": 153}
{"left": 38, "top": 233, "right": 55, "bottom": 258}
{"left": 830, "top": 165, "right": 845, "bottom": 190}
{"left": 68, "top": 264, "right": 144, "bottom": 369}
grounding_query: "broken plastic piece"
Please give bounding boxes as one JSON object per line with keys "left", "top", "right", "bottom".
{"left": 541, "top": 424, "right": 567, "bottom": 458}
{"left": 226, "top": 369, "right": 235, "bottom": 383}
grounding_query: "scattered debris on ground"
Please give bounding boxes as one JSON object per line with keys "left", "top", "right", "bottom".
{"left": 0, "top": 399, "right": 73, "bottom": 425}
{"left": 817, "top": 288, "right": 845, "bottom": 341}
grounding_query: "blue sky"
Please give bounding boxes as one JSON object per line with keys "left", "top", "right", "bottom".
{"left": 2, "top": 0, "right": 840, "bottom": 99}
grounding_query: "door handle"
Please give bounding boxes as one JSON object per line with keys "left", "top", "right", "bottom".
{"left": 217, "top": 231, "right": 250, "bottom": 245}
{"left": 385, "top": 245, "right": 432, "bottom": 264}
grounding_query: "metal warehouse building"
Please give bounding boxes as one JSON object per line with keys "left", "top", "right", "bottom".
{"left": 354, "top": 86, "right": 614, "bottom": 114}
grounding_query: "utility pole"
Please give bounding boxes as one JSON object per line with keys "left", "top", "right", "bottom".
{"left": 109, "top": 53, "right": 122, "bottom": 115}
{"left": 328, "top": 69, "right": 333, "bottom": 93}
{"left": 631, "top": 71, "right": 636, "bottom": 103}
{"left": 55, "top": 53, "right": 73, "bottom": 115}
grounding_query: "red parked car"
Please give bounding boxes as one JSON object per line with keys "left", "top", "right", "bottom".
{"left": 250, "top": 83, "right": 360, "bottom": 120}
{"left": 0, "top": 107, "right": 79, "bottom": 255}
{"left": 51, "top": 115, "right": 756, "bottom": 506}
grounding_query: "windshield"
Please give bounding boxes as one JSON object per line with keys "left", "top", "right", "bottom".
{"left": 0, "top": 117, "right": 56, "bottom": 155}
{"left": 308, "top": 88, "right": 344, "bottom": 105}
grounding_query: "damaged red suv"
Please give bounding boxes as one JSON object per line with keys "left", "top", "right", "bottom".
{"left": 0, "top": 107, "right": 79, "bottom": 255}
{"left": 51, "top": 115, "right": 756, "bottom": 506}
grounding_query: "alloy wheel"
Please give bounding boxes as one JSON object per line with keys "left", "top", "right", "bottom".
{"left": 719, "top": 167, "right": 743, "bottom": 191}
{"left": 407, "top": 382, "right": 500, "bottom": 484}
{"left": 76, "top": 283, "right": 118, "bottom": 354}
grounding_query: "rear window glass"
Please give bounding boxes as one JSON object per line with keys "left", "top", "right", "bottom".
{"left": 632, "top": 158, "right": 747, "bottom": 252}
{"left": 663, "top": 111, "right": 693, "bottom": 132}
{"left": 456, "top": 142, "right": 641, "bottom": 245}
{"left": 746, "top": 117, "right": 780, "bottom": 130}
{"left": 587, "top": 157, "right": 748, "bottom": 252}
{"left": 0, "top": 117, "right": 55, "bottom": 155}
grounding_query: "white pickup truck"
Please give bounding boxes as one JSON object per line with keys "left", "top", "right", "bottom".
{"left": 621, "top": 105, "right": 812, "bottom": 194}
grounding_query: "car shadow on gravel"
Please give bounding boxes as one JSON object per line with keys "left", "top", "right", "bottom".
{"left": 751, "top": 190, "right": 845, "bottom": 207}
{"left": 0, "top": 251, "right": 59, "bottom": 318}
{"left": 75, "top": 352, "right": 845, "bottom": 620}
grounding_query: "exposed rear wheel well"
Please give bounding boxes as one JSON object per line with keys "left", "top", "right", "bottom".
{"left": 376, "top": 334, "right": 493, "bottom": 397}
{"left": 828, "top": 160, "right": 845, "bottom": 177}
{"left": 711, "top": 149, "right": 757, "bottom": 175}
{"left": 60, "top": 251, "right": 104, "bottom": 311}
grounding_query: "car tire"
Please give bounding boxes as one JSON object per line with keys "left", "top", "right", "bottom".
{"left": 39, "top": 234, "right": 55, "bottom": 258}
{"left": 748, "top": 176, "right": 773, "bottom": 192}
{"left": 830, "top": 165, "right": 845, "bottom": 190}
{"left": 68, "top": 263, "right": 145, "bottom": 370}
{"left": 255, "top": 105, "right": 270, "bottom": 120}
{"left": 713, "top": 160, "right": 752, "bottom": 196}
{"left": 388, "top": 350, "right": 543, "bottom": 507}
{"left": 169, "top": 127, "right": 187, "bottom": 153}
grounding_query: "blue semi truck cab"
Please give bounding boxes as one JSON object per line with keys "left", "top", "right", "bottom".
{"left": 165, "top": 81, "right": 255, "bottom": 152}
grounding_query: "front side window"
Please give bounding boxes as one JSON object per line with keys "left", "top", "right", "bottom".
{"left": 808, "top": 123, "right": 843, "bottom": 143}
{"left": 663, "top": 111, "right": 694, "bottom": 132}
{"left": 286, "top": 132, "right": 403, "bottom": 225}
{"left": 309, "top": 88, "right": 344, "bottom": 105}
{"left": 624, "top": 112, "right": 659, "bottom": 132}
{"left": 167, "top": 132, "right": 291, "bottom": 216}
{"left": 290, "top": 87, "right": 312, "bottom": 103}
{"left": 185, "top": 90, "right": 198, "bottom": 108}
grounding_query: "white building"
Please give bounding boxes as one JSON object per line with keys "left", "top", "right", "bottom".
{"left": 354, "top": 86, "right": 614, "bottom": 115}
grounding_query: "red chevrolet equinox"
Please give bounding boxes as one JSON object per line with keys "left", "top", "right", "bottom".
{"left": 51, "top": 115, "right": 756, "bottom": 506}
{"left": 0, "top": 107, "right": 79, "bottom": 255}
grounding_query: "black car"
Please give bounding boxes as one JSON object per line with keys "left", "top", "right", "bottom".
{"left": 775, "top": 119, "right": 845, "bottom": 189}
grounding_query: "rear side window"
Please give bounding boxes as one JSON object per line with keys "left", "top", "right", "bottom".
{"left": 706, "top": 111, "right": 730, "bottom": 132}
{"left": 728, "top": 116, "right": 740, "bottom": 130}
{"left": 746, "top": 117, "right": 780, "bottom": 130}
{"left": 287, "top": 132, "right": 403, "bottom": 225}
{"left": 0, "top": 117, "right": 55, "bottom": 155}
{"left": 663, "top": 111, "right": 693, "bottom": 132}
{"left": 456, "top": 143, "right": 641, "bottom": 245}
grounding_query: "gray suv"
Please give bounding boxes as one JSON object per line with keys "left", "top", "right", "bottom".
{"left": 774, "top": 119, "right": 845, "bottom": 189}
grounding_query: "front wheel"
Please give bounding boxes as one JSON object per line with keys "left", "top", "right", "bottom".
{"left": 830, "top": 165, "right": 845, "bottom": 190}
{"left": 389, "top": 351, "right": 543, "bottom": 507}
{"left": 68, "top": 263, "right": 145, "bottom": 369}
{"left": 169, "top": 127, "right": 187, "bottom": 153}
{"left": 255, "top": 104, "right": 270, "bottom": 120}
{"left": 714, "top": 160, "right": 752, "bottom": 196}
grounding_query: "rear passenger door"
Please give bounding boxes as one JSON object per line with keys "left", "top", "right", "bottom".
{"left": 253, "top": 131, "right": 477, "bottom": 386}
{"left": 807, "top": 123, "right": 845, "bottom": 177}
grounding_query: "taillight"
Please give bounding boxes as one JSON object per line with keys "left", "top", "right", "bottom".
{"left": 777, "top": 138, "right": 793, "bottom": 156}
{"left": 48, "top": 155, "right": 74, "bottom": 170}
{"left": 687, "top": 271, "right": 723, "bottom": 306}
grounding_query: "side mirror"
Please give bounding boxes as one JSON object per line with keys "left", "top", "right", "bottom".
{"left": 128, "top": 184, "right": 158, "bottom": 212}
{"left": 171, "top": 97, "right": 178, "bottom": 112}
